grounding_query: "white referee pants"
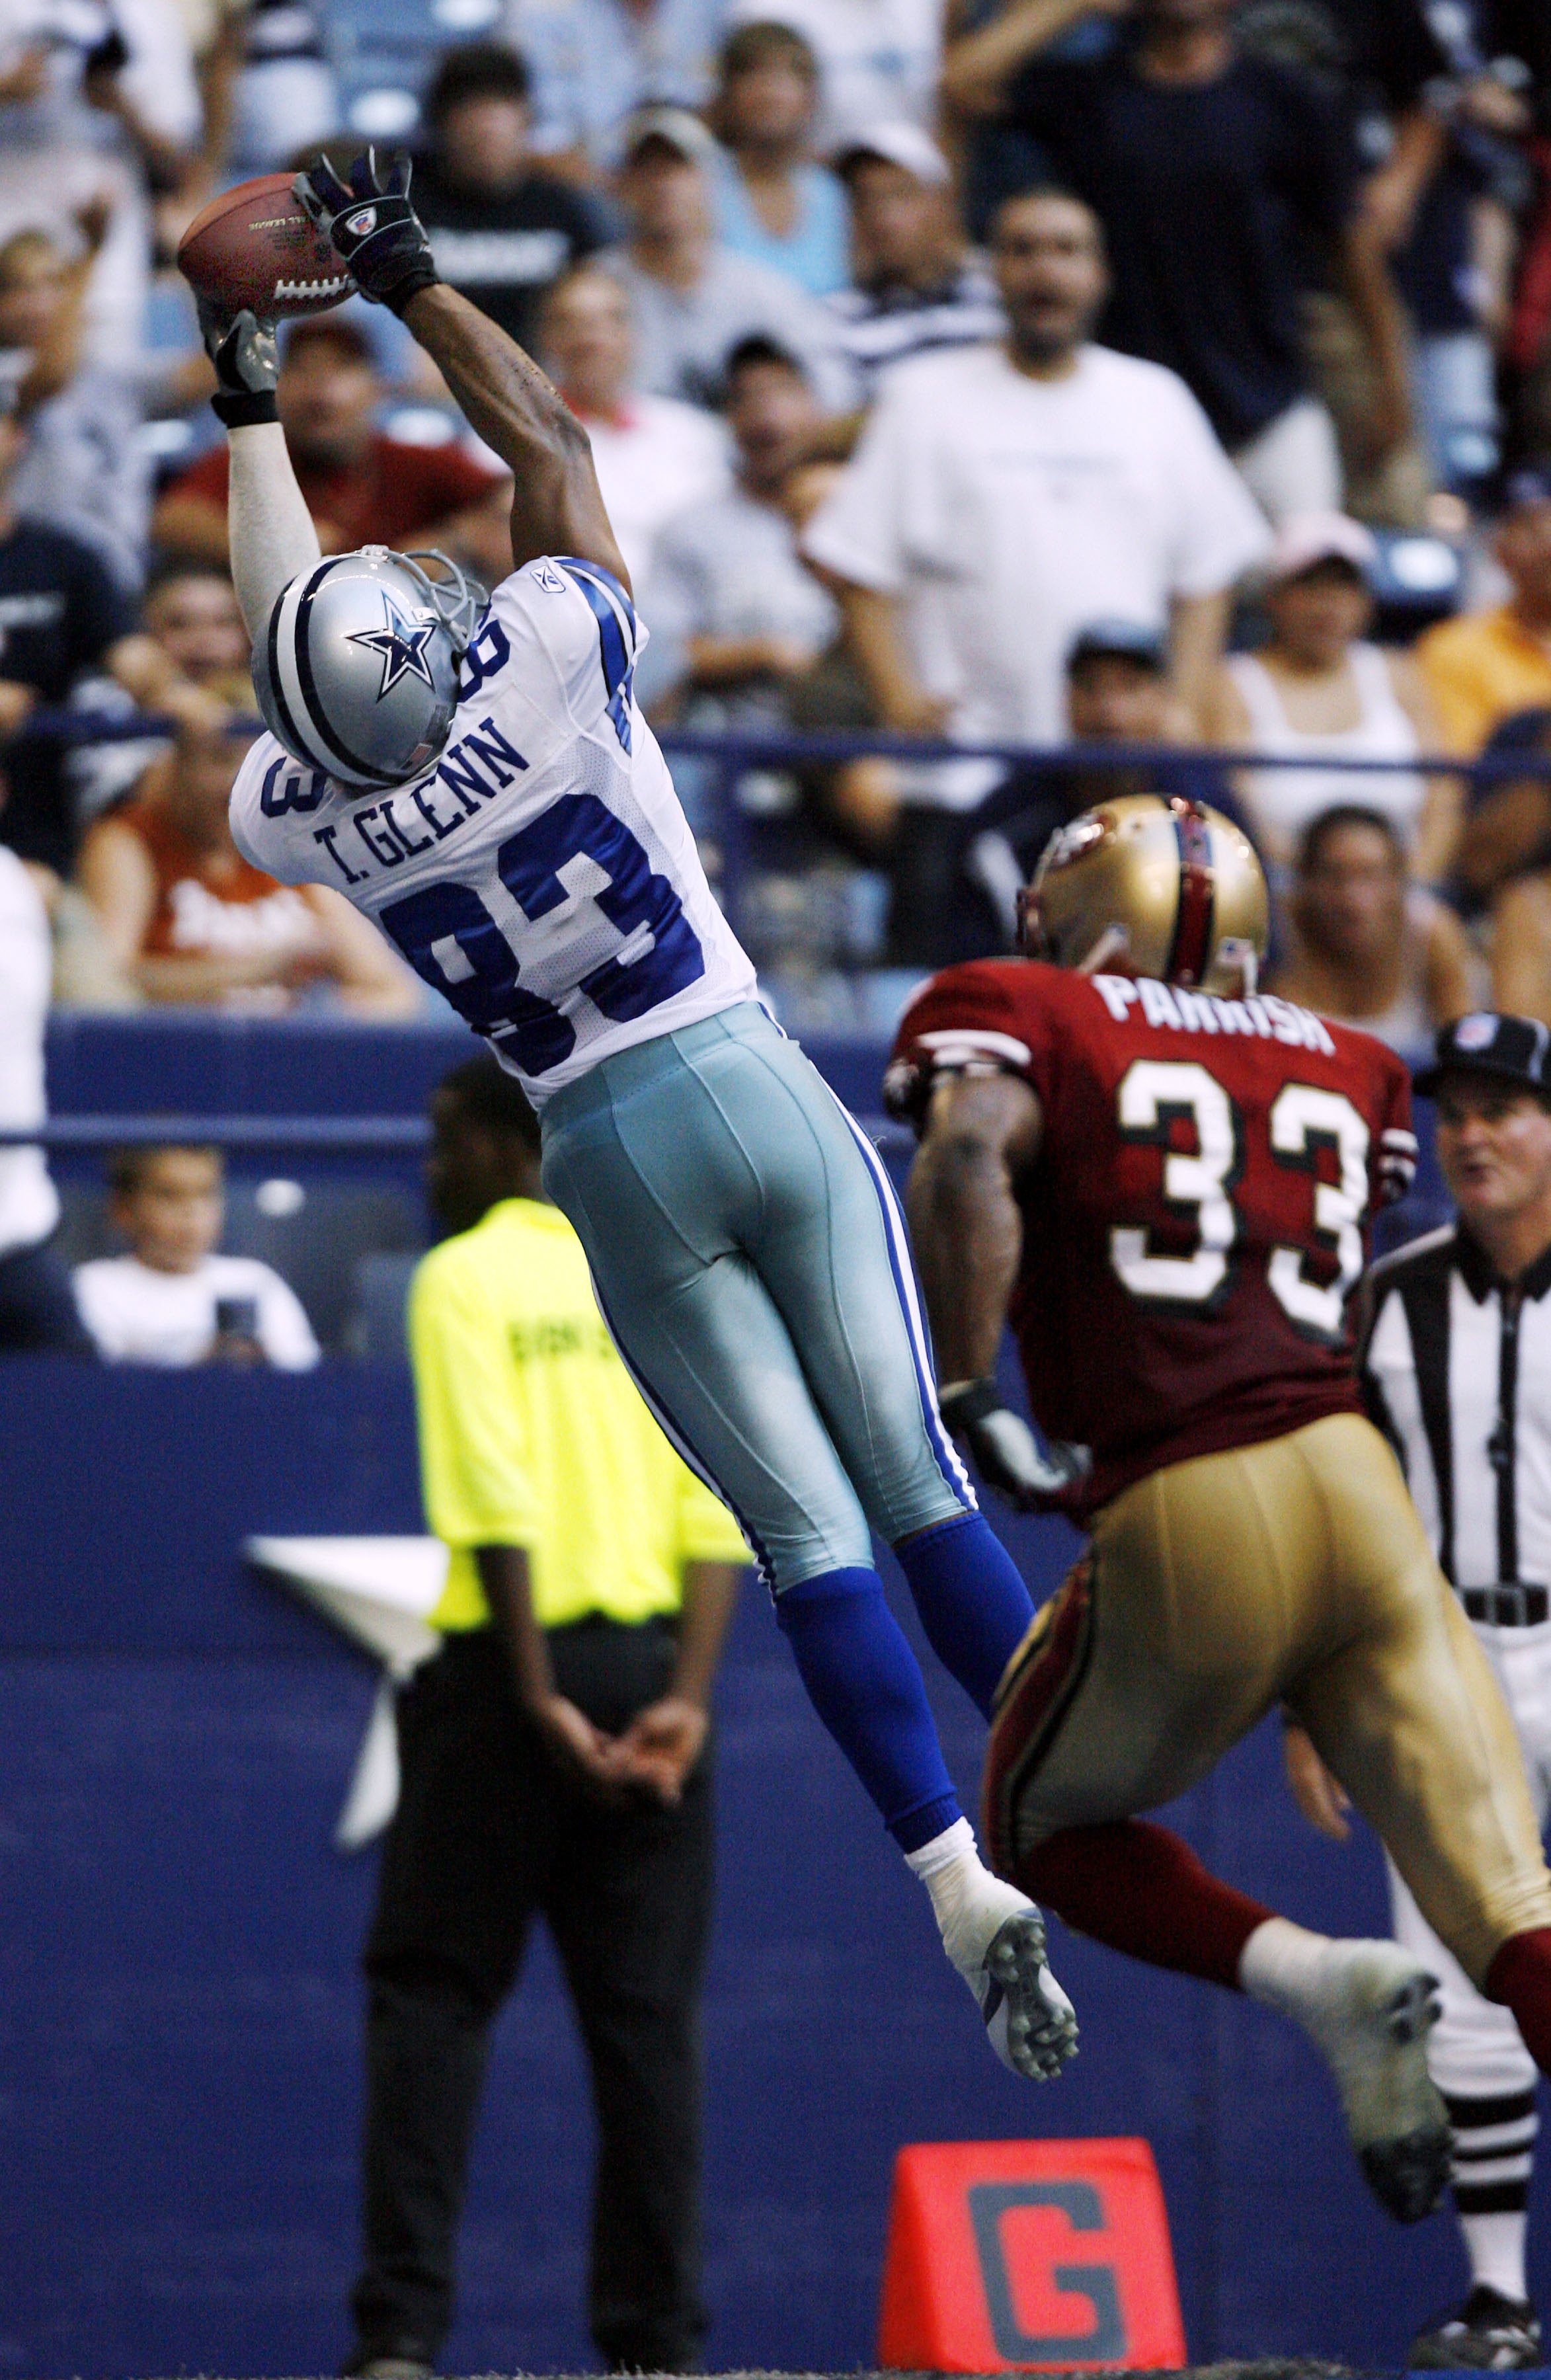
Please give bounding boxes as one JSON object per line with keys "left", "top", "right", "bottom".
{"left": 1388, "top": 1618, "right": 1551, "bottom": 2194}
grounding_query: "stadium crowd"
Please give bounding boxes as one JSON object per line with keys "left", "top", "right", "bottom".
{"left": 1, "top": 0, "right": 1551, "bottom": 1033}
{"left": 14, "top": 12, "right": 1551, "bottom": 2369}
{"left": 7, "top": 0, "right": 1551, "bottom": 1369}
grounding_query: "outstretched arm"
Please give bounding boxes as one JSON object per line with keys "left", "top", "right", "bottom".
{"left": 401, "top": 286, "right": 628, "bottom": 588}
{"left": 188, "top": 306, "right": 321, "bottom": 639}
{"left": 296, "top": 150, "right": 628, "bottom": 590}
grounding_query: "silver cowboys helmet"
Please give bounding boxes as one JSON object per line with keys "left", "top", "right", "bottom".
{"left": 252, "top": 544, "right": 483, "bottom": 790}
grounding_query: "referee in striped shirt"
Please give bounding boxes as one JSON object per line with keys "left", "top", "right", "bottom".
{"left": 1312, "top": 1013, "right": 1551, "bottom": 2366}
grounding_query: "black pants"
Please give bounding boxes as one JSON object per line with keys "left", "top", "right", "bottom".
{"left": 352, "top": 1618, "right": 713, "bottom": 2373}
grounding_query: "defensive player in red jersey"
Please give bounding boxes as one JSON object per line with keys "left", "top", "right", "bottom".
{"left": 888, "top": 793, "right": 1551, "bottom": 2225}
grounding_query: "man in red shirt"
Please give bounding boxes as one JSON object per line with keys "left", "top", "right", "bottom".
{"left": 151, "top": 315, "right": 508, "bottom": 570}
{"left": 889, "top": 793, "right": 1551, "bottom": 2225}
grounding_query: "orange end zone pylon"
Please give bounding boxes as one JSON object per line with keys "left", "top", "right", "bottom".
{"left": 877, "top": 2137, "right": 1186, "bottom": 2371}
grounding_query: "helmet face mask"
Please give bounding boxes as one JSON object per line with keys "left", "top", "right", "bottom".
{"left": 253, "top": 545, "right": 485, "bottom": 793}
{"left": 1021, "top": 794, "right": 1268, "bottom": 996}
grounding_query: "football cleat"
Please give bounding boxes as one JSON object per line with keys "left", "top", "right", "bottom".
{"left": 974, "top": 1906, "right": 1079, "bottom": 2082}
{"left": 1409, "top": 2285, "right": 1543, "bottom": 2369}
{"left": 1300, "top": 1942, "right": 1451, "bottom": 2222}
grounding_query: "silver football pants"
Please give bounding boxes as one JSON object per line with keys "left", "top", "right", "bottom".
{"left": 539, "top": 1000, "right": 973, "bottom": 1591}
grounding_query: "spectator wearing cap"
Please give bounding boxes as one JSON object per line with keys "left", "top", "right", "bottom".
{"left": 724, "top": 0, "right": 942, "bottom": 151}
{"left": 1459, "top": 699, "right": 1551, "bottom": 1027}
{"left": 1419, "top": 469, "right": 1551, "bottom": 759}
{"left": 151, "top": 314, "right": 509, "bottom": 570}
{"left": 826, "top": 126, "right": 1005, "bottom": 401}
{"left": 1267, "top": 804, "right": 1477, "bottom": 1051}
{"left": 644, "top": 336, "right": 836, "bottom": 730}
{"left": 1490, "top": 846, "right": 1551, "bottom": 1033}
{"left": 707, "top": 21, "right": 849, "bottom": 298}
{"left": 606, "top": 107, "right": 855, "bottom": 412}
{"left": 0, "top": 221, "right": 147, "bottom": 592}
{"left": 953, "top": 617, "right": 1234, "bottom": 961}
{"left": 1456, "top": 712, "right": 1551, "bottom": 924}
{"left": 500, "top": 0, "right": 726, "bottom": 167}
{"left": 1207, "top": 511, "right": 1452, "bottom": 882}
{"left": 943, "top": 0, "right": 1415, "bottom": 522}
{"left": 539, "top": 264, "right": 730, "bottom": 597}
{"left": 803, "top": 184, "right": 1268, "bottom": 931}
{"left": 409, "top": 44, "right": 612, "bottom": 357}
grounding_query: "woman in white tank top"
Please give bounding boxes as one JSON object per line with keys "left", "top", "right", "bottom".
{"left": 1267, "top": 805, "right": 1480, "bottom": 1054}
{"left": 1205, "top": 512, "right": 1456, "bottom": 883}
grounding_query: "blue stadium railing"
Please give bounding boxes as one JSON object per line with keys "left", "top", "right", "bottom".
{"left": 22, "top": 699, "right": 1551, "bottom": 937}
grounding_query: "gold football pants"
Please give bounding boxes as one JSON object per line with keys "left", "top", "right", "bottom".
{"left": 984, "top": 1411, "right": 1551, "bottom": 1988}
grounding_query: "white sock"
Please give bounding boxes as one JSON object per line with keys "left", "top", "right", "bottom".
{"left": 1237, "top": 1915, "right": 1335, "bottom": 2029}
{"left": 904, "top": 1815, "right": 1029, "bottom": 1975}
{"left": 1460, "top": 2209, "right": 1529, "bottom": 2305}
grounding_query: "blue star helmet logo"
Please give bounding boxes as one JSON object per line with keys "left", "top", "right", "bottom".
{"left": 348, "top": 592, "right": 439, "bottom": 701}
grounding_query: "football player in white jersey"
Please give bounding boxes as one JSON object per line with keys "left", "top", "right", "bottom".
{"left": 200, "top": 149, "right": 1078, "bottom": 2083}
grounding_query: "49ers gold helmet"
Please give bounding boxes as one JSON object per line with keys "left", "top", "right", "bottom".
{"left": 1019, "top": 793, "right": 1268, "bottom": 994}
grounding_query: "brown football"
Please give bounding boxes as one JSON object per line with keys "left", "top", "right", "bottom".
{"left": 177, "top": 173, "right": 354, "bottom": 319}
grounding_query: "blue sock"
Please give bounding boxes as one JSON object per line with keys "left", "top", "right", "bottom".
{"left": 893, "top": 1511, "right": 1035, "bottom": 1721}
{"left": 776, "top": 1566, "right": 961, "bottom": 1852}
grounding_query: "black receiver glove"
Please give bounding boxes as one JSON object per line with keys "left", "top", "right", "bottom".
{"left": 200, "top": 299, "right": 278, "bottom": 428}
{"left": 293, "top": 148, "right": 439, "bottom": 316}
{"left": 937, "top": 1379, "right": 1092, "bottom": 1512}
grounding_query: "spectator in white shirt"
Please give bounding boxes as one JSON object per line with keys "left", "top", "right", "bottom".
{"left": 539, "top": 261, "right": 730, "bottom": 596}
{"left": 0, "top": 838, "right": 92, "bottom": 1353}
{"left": 74, "top": 1144, "right": 319, "bottom": 1368}
{"left": 803, "top": 183, "right": 1269, "bottom": 957}
{"left": 725, "top": 0, "right": 942, "bottom": 151}
{"left": 806, "top": 184, "right": 1269, "bottom": 768}
{"left": 606, "top": 106, "right": 855, "bottom": 411}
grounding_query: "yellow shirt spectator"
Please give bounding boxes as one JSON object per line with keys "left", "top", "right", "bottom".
{"left": 1417, "top": 606, "right": 1551, "bottom": 756}
{"left": 410, "top": 1195, "right": 747, "bottom": 1632}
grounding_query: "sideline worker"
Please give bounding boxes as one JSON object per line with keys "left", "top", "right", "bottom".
{"left": 1288, "top": 1012, "right": 1551, "bottom": 2368}
{"left": 347, "top": 1054, "right": 748, "bottom": 2379}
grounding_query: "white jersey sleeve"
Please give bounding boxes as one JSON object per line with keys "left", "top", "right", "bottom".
{"left": 229, "top": 555, "right": 756, "bottom": 1105}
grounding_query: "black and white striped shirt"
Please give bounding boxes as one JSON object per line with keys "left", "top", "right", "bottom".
{"left": 1363, "top": 1224, "right": 1551, "bottom": 1595}
{"left": 825, "top": 258, "right": 1006, "bottom": 397}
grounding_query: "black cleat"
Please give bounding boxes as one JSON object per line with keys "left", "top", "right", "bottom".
{"left": 1410, "top": 2284, "right": 1542, "bottom": 2368}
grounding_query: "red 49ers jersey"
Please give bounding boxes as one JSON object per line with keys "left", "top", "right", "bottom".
{"left": 887, "top": 961, "right": 1417, "bottom": 1515}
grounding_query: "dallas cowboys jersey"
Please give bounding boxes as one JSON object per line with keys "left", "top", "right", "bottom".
{"left": 229, "top": 555, "right": 756, "bottom": 1104}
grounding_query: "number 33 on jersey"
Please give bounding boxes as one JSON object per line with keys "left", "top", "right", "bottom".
{"left": 886, "top": 959, "right": 1418, "bottom": 1517}
{"left": 227, "top": 556, "right": 756, "bottom": 1103}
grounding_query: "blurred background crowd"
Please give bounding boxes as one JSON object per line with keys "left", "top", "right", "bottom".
{"left": 5, "top": 0, "right": 1551, "bottom": 1049}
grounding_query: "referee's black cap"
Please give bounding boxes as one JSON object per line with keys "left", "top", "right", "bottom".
{"left": 1413, "top": 1012, "right": 1551, "bottom": 1099}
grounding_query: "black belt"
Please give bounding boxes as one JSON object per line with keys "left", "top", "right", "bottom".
{"left": 1461, "top": 1584, "right": 1549, "bottom": 1627}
